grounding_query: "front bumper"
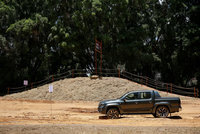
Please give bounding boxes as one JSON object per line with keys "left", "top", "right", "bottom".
{"left": 98, "top": 105, "right": 106, "bottom": 114}
{"left": 179, "top": 106, "right": 182, "bottom": 111}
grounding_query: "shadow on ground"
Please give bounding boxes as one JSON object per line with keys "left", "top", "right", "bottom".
{"left": 168, "top": 116, "right": 182, "bottom": 119}
{"left": 99, "top": 116, "right": 108, "bottom": 119}
{"left": 99, "top": 116, "right": 127, "bottom": 119}
{"left": 143, "top": 115, "right": 183, "bottom": 120}
{"left": 99, "top": 115, "right": 182, "bottom": 120}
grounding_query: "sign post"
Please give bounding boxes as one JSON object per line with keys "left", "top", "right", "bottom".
{"left": 23, "top": 80, "right": 28, "bottom": 86}
{"left": 95, "top": 39, "right": 102, "bottom": 75}
{"left": 49, "top": 85, "right": 53, "bottom": 93}
{"left": 22, "top": 80, "right": 28, "bottom": 111}
{"left": 49, "top": 85, "right": 53, "bottom": 118}
{"left": 24, "top": 80, "right": 28, "bottom": 91}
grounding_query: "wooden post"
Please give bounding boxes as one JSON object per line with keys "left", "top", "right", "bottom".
{"left": 155, "top": 80, "right": 157, "bottom": 90}
{"left": 31, "top": 83, "right": 33, "bottom": 89}
{"left": 166, "top": 84, "right": 168, "bottom": 94}
{"left": 95, "top": 39, "right": 103, "bottom": 76}
{"left": 95, "top": 49, "right": 97, "bottom": 75}
{"left": 170, "top": 83, "right": 172, "bottom": 93}
{"left": 146, "top": 77, "right": 148, "bottom": 86}
{"left": 95, "top": 40, "right": 97, "bottom": 75}
{"left": 197, "top": 89, "right": 199, "bottom": 98}
{"left": 100, "top": 40, "right": 102, "bottom": 76}
{"left": 52, "top": 75, "right": 54, "bottom": 82}
{"left": 72, "top": 70, "right": 74, "bottom": 78}
{"left": 194, "top": 87, "right": 196, "bottom": 97}
{"left": 118, "top": 69, "right": 120, "bottom": 78}
{"left": 7, "top": 88, "right": 10, "bottom": 94}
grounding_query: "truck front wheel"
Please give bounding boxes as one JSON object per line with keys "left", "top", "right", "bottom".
{"left": 106, "top": 108, "right": 120, "bottom": 119}
{"left": 155, "top": 106, "right": 169, "bottom": 118}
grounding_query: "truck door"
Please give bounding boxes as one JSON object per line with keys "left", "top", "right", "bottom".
{"left": 120, "top": 91, "right": 153, "bottom": 113}
{"left": 135, "top": 92, "right": 153, "bottom": 113}
{"left": 120, "top": 92, "right": 140, "bottom": 113}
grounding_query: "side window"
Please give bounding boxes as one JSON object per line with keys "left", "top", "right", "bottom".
{"left": 138, "top": 92, "right": 151, "bottom": 99}
{"left": 125, "top": 92, "right": 138, "bottom": 100}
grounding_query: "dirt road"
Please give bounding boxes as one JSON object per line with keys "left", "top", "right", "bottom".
{"left": 0, "top": 97, "right": 200, "bottom": 133}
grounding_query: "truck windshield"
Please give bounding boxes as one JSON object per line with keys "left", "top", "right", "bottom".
{"left": 119, "top": 92, "right": 130, "bottom": 99}
{"left": 154, "top": 91, "right": 161, "bottom": 98}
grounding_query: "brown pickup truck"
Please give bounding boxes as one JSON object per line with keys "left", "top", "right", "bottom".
{"left": 98, "top": 90, "right": 181, "bottom": 119}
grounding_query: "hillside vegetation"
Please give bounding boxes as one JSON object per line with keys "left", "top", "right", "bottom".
{"left": 0, "top": 0, "right": 200, "bottom": 93}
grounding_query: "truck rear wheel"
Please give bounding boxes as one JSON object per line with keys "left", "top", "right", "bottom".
{"left": 152, "top": 113, "right": 157, "bottom": 118}
{"left": 155, "top": 106, "right": 169, "bottom": 118}
{"left": 106, "top": 108, "right": 120, "bottom": 119}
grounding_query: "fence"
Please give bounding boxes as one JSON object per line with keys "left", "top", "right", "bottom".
{"left": 6, "top": 69, "right": 199, "bottom": 98}
{"left": 6, "top": 69, "right": 88, "bottom": 94}
{"left": 120, "top": 70, "right": 199, "bottom": 98}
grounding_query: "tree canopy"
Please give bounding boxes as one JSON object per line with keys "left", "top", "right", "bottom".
{"left": 0, "top": 0, "right": 200, "bottom": 94}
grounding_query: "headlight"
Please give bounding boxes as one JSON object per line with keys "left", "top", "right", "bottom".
{"left": 99, "top": 103, "right": 105, "bottom": 107}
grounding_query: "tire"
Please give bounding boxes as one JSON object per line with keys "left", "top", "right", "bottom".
{"left": 155, "top": 106, "right": 169, "bottom": 118}
{"left": 106, "top": 108, "right": 120, "bottom": 119}
{"left": 152, "top": 113, "right": 157, "bottom": 118}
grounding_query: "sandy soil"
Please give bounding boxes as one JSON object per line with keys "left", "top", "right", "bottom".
{"left": 0, "top": 124, "right": 200, "bottom": 134}
{"left": 0, "top": 97, "right": 200, "bottom": 134}
{"left": 4, "top": 77, "right": 196, "bottom": 101}
{"left": 1, "top": 77, "right": 200, "bottom": 133}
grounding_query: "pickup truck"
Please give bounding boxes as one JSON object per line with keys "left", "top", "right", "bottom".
{"left": 98, "top": 90, "right": 181, "bottom": 119}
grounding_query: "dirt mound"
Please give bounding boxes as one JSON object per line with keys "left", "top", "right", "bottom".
{"left": 4, "top": 77, "right": 196, "bottom": 101}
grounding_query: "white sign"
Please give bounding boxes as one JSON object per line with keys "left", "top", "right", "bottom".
{"left": 86, "top": 73, "right": 91, "bottom": 77}
{"left": 49, "top": 85, "right": 53, "bottom": 93}
{"left": 24, "top": 80, "right": 28, "bottom": 86}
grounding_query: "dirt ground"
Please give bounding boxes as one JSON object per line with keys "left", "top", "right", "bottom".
{"left": 4, "top": 77, "right": 197, "bottom": 101}
{"left": 0, "top": 97, "right": 200, "bottom": 134}
{"left": 1, "top": 77, "right": 200, "bottom": 133}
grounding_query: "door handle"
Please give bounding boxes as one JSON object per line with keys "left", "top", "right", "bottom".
{"left": 135, "top": 102, "right": 138, "bottom": 104}
{"left": 149, "top": 101, "right": 152, "bottom": 104}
